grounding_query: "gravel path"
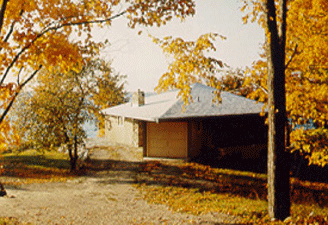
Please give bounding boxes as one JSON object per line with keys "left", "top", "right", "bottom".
{"left": 0, "top": 138, "right": 240, "bottom": 225}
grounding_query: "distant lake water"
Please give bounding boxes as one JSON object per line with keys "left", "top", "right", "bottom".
{"left": 83, "top": 120, "right": 98, "bottom": 138}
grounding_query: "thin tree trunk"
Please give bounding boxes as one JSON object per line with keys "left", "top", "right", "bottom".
{"left": 67, "top": 144, "right": 75, "bottom": 172}
{"left": 64, "top": 132, "right": 77, "bottom": 172}
{"left": 73, "top": 135, "right": 78, "bottom": 171}
{"left": 0, "top": 182, "right": 6, "bottom": 196}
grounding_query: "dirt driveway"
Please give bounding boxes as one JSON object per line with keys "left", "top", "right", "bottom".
{"left": 0, "top": 138, "right": 239, "bottom": 225}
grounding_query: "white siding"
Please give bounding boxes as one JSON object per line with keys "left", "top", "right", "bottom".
{"left": 105, "top": 116, "right": 138, "bottom": 147}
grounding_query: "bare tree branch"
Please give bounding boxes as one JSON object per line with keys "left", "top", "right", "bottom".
{"left": 3, "top": 9, "right": 24, "bottom": 43}
{"left": 0, "top": 0, "right": 9, "bottom": 34}
{"left": 0, "top": 65, "right": 42, "bottom": 125}
{"left": 285, "top": 44, "right": 298, "bottom": 70}
{"left": 17, "top": 66, "right": 24, "bottom": 85}
{"left": 225, "top": 68, "right": 268, "bottom": 95}
{"left": 20, "top": 65, "right": 42, "bottom": 88}
{"left": 0, "top": 10, "right": 127, "bottom": 86}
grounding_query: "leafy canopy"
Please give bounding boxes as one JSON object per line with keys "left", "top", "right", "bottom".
{"left": 152, "top": 33, "right": 226, "bottom": 105}
{"left": 0, "top": 0, "right": 196, "bottom": 150}
{"left": 12, "top": 59, "right": 126, "bottom": 170}
{"left": 242, "top": 0, "right": 328, "bottom": 166}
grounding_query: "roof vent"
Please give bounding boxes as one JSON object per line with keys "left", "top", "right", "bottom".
{"left": 131, "top": 89, "right": 145, "bottom": 107}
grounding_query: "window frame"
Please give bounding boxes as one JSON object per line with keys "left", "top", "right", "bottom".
{"left": 117, "top": 116, "right": 124, "bottom": 127}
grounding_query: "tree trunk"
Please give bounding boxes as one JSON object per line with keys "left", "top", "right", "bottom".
{"left": 266, "top": 0, "right": 290, "bottom": 221}
{"left": 267, "top": 54, "right": 290, "bottom": 220}
{"left": 64, "top": 131, "right": 78, "bottom": 172}
{"left": 67, "top": 143, "right": 76, "bottom": 172}
{"left": 73, "top": 135, "right": 78, "bottom": 171}
{"left": 0, "top": 182, "right": 6, "bottom": 196}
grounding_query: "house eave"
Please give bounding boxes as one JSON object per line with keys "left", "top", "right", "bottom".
{"left": 104, "top": 112, "right": 158, "bottom": 122}
{"left": 105, "top": 112, "right": 266, "bottom": 123}
{"left": 155, "top": 112, "right": 267, "bottom": 122}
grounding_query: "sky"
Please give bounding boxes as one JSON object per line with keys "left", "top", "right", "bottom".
{"left": 94, "top": 0, "right": 265, "bottom": 92}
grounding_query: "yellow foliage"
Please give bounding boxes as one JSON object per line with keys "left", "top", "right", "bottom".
{"left": 291, "top": 128, "right": 328, "bottom": 167}
{"left": 152, "top": 33, "right": 225, "bottom": 104}
{"left": 241, "top": 0, "right": 328, "bottom": 167}
{"left": 97, "top": 128, "right": 105, "bottom": 138}
{"left": 0, "top": 0, "right": 195, "bottom": 149}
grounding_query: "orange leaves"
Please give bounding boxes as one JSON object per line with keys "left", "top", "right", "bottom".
{"left": 126, "top": 0, "right": 195, "bottom": 29}
{"left": 291, "top": 128, "right": 328, "bottom": 167}
{"left": 287, "top": 0, "right": 328, "bottom": 72}
{"left": 28, "top": 34, "right": 80, "bottom": 73}
{"left": 0, "top": 83, "right": 20, "bottom": 151}
{"left": 137, "top": 160, "right": 328, "bottom": 224}
{"left": 284, "top": 0, "right": 328, "bottom": 167}
{"left": 241, "top": 0, "right": 266, "bottom": 26}
{"left": 0, "top": 0, "right": 196, "bottom": 86}
{"left": 0, "top": 83, "right": 16, "bottom": 103}
{"left": 242, "top": 1, "right": 328, "bottom": 167}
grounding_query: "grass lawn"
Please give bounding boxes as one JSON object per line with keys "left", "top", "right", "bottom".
{"left": 1, "top": 149, "right": 328, "bottom": 224}
{"left": 0, "top": 149, "right": 76, "bottom": 186}
{"left": 0, "top": 149, "right": 78, "bottom": 224}
{"left": 136, "top": 161, "right": 328, "bottom": 224}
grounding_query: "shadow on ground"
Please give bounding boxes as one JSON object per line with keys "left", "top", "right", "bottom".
{"left": 2, "top": 155, "right": 70, "bottom": 170}
{"left": 2, "top": 150, "right": 328, "bottom": 209}
{"left": 86, "top": 158, "right": 328, "bottom": 208}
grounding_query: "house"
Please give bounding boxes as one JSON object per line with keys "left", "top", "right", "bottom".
{"left": 102, "top": 83, "right": 267, "bottom": 161}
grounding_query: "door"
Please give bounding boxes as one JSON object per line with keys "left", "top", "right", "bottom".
{"left": 147, "top": 121, "right": 188, "bottom": 158}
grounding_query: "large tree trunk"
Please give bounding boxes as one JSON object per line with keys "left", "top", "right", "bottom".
{"left": 267, "top": 51, "right": 290, "bottom": 220}
{"left": 266, "top": 0, "right": 290, "bottom": 221}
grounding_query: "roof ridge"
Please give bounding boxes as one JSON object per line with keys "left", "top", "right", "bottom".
{"left": 156, "top": 90, "right": 181, "bottom": 120}
{"left": 102, "top": 83, "right": 265, "bottom": 121}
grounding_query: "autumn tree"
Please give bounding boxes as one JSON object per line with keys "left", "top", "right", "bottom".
{"left": 240, "top": 0, "right": 328, "bottom": 220}
{"left": 12, "top": 59, "right": 126, "bottom": 171}
{"left": 87, "top": 60, "right": 126, "bottom": 137}
{"left": 241, "top": 0, "right": 290, "bottom": 220}
{"left": 152, "top": 33, "right": 226, "bottom": 104}
{"left": 285, "top": 0, "right": 328, "bottom": 167}
{"left": 265, "top": 0, "right": 290, "bottom": 220}
{"left": 151, "top": 0, "right": 293, "bottom": 220}
{"left": 218, "top": 68, "right": 255, "bottom": 98}
{"left": 0, "top": 0, "right": 195, "bottom": 151}
{"left": 242, "top": 0, "right": 328, "bottom": 167}
{"left": 33, "top": 66, "right": 91, "bottom": 171}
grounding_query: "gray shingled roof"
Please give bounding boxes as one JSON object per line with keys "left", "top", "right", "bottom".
{"left": 102, "top": 83, "right": 265, "bottom": 122}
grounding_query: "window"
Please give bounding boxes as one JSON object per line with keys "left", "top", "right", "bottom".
{"left": 118, "top": 116, "right": 124, "bottom": 127}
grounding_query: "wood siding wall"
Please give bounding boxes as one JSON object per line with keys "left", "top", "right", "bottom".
{"left": 105, "top": 116, "right": 140, "bottom": 147}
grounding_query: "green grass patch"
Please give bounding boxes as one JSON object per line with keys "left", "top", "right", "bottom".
{"left": 135, "top": 161, "right": 328, "bottom": 224}
{"left": 2, "top": 149, "right": 70, "bottom": 169}
{"left": 0, "top": 149, "right": 76, "bottom": 185}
